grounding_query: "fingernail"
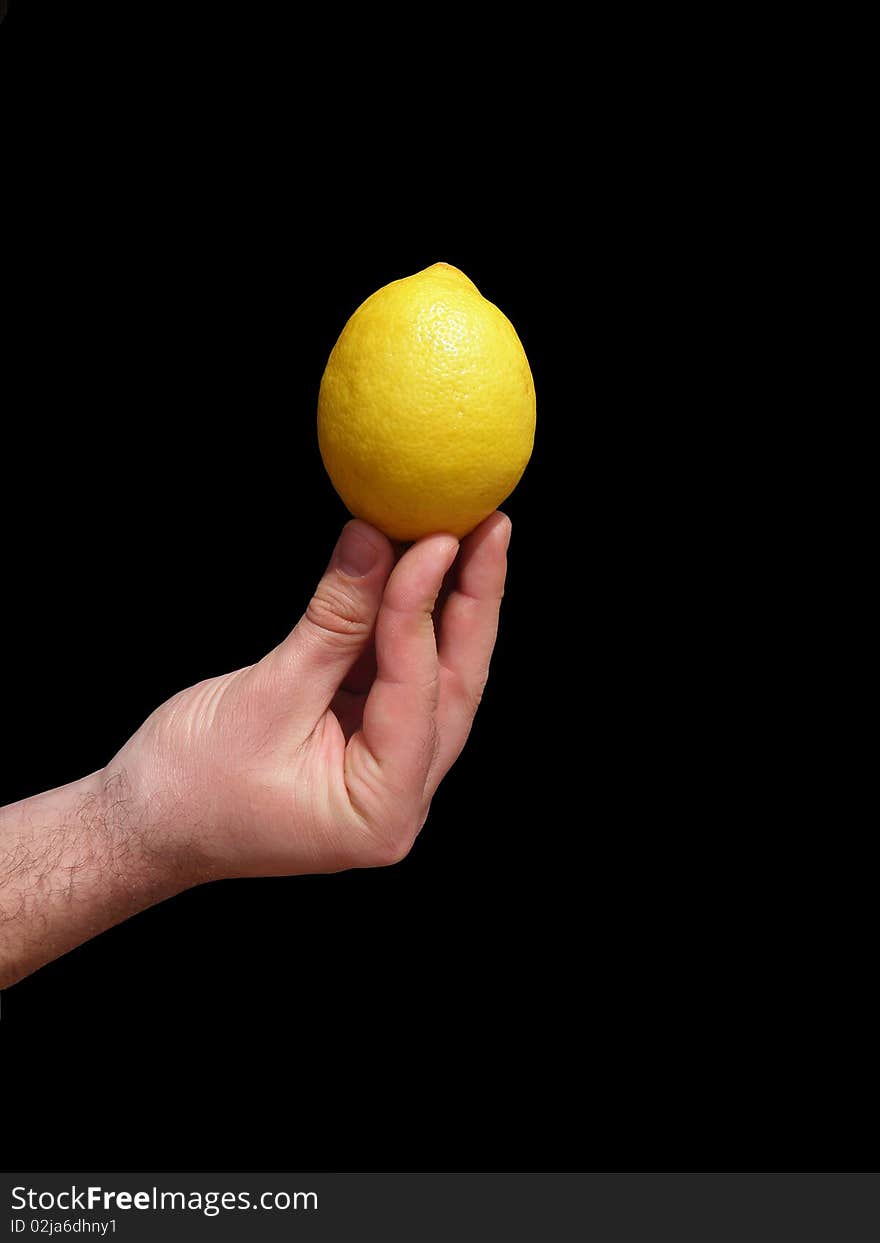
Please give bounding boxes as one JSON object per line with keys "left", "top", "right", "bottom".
{"left": 336, "top": 522, "right": 380, "bottom": 577}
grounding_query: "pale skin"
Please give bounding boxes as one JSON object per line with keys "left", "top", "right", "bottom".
{"left": 0, "top": 512, "right": 511, "bottom": 988}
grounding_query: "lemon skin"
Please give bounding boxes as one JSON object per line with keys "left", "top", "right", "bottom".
{"left": 318, "top": 263, "right": 535, "bottom": 541}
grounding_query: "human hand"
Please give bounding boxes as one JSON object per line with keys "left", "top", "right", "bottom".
{"left": 107, "top": 511, "right": 511, "bottom": 883}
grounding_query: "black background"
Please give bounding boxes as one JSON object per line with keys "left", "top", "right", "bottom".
{"left": 1, "top": 2, "right": 873, "bottom": 1173}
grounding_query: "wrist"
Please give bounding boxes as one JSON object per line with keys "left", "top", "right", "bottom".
{"left": 94, "top": 762, "right": 208, "bottom": 892}
{"left": 0, "top": 767, "right": 196, "bottom": 986}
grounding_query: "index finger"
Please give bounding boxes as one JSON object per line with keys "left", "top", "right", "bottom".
{"left": 353, "top": 532, "right": 459, "bottom": 795}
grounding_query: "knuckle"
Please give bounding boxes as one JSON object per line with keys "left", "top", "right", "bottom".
{"left": 306, "top": 583, "right": 371, "bottom": 642}
{"left": 457, "top": 668, "right": 489, "bottom": 718}
{"left": 464, "top": 681, "right": 486, "bottom": 717}
{"left": 380, "top": 835, "right": 414, "bottom": 868}
{"left": 362, "top": 808, "right": 427, "bottom": 869}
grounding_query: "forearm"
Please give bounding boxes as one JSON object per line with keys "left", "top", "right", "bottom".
{"left": 0, "top": 767, "right": 191, "bottom": 987}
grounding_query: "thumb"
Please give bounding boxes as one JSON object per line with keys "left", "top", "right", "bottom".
{"left": 258, "top": 520, "right": 395, "bottom": 720}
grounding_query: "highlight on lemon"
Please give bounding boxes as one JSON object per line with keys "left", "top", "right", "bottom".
{"left": 318, "top": 263, "right": 535, "bottom": 541}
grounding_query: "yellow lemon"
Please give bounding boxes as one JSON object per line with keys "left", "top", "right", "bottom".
{"left": 318, "top": 262, "right": 535, "bottom": 541}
